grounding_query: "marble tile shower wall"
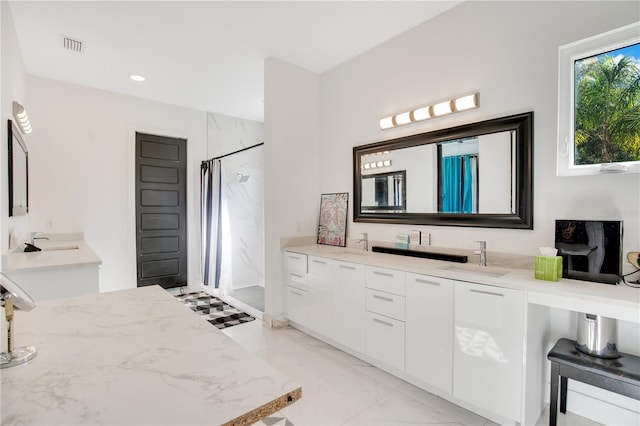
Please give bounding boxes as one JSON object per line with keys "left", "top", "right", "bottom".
{"left": 207, "top": 112, "right": 263, "bottom": 157}
{"left": 207, "top": 112, "right": 265, "bottom": 293}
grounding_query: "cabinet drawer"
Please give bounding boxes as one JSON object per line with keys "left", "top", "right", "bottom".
{"left": 285, "top": 271, "right": 307, "bottom": 290}
{"left": 365, "top": 266, "right": 405, "bottom": 296}
{"left": 285, "top": 285, "right": 308, "bottom": 326}
{"left": 308, "top": 256, "right": 332, "bottom": 275}
{"left": 284, "top": 251, "right": 307, "bottom": 274}
{"left": 365, "top": 311, "right": 405, "bottom": 371}
{"left": 365, "top": 289, "right": 405, "bottom": 321}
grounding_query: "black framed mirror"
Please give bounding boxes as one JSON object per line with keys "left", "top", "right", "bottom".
{"left": 353, "top": 112, "right": 533, "bottom": 229}
{"left": 8, "top": 119, "right": 29, "bottom": 216}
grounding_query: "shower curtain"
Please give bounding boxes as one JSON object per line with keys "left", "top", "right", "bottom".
{"left": 201, "top": 159, "right": 222, "bottom": 287}
{"left": 442, "top": 154, "right": 478, "bottom": 213}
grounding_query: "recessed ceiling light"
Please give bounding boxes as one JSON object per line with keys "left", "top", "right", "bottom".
{"left": 130, "top": 75, "right": 145, "bottom": 82}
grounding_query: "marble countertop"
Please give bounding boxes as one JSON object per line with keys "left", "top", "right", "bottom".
{"left": 1, "top": 236, "right": 102, "bottom": 273}
{"left": 284, "top": 244, "right": 640, "bottom": 323}
{"left": 1, "top": 286, "right": 301, "bottom": 425}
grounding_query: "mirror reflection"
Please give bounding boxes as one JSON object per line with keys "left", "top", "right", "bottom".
{"left": 8, "top": 120, "right": 29, "bottom": 217}
{"left": 353, "top": 112, "right": 533, "bottom": 228}
{"left": 361, "top": 170, "right": 406, "bottom": 212}
{"left": 438, "top": 132, "right": 514, "bottom": 214}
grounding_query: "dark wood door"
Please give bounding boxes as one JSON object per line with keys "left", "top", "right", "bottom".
{"left": 136, "top": 133, "right": 187, "bottom": 288}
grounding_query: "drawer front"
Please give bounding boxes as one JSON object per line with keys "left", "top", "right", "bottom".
{"left": 365, "top": 289, "right": 405, "bottom": 321}
{"left": 453, "top": 281, "right": 524, "bottom": 421}
{"left": 365, "top": 266, "right": 405, "bottom": 296}
{"left": 285, "top": 285, "right": 308, "bottom": 326}
{"left": 365, "top": 311, "right": 405, "bottom": 371}
{"left": 285, "top": 271, "right": 308, "bottom": 290}
{"left": 284, "top": 251, "right": 307, "bottom": 274}
{"left": 308, "top": 256, "right": 332, "bottom": 276}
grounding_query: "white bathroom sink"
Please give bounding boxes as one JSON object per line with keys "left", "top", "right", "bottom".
{"left": 439, "top": 265, "right": 508, "bottom": 278}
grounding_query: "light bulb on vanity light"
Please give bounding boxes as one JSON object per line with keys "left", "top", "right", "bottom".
{"left": 379, "top": 116, "right": 395, "bottom": 130}
{"left": 454, "top": 93, "right": 479, "bottom": 111}
{"left": 412, "top": 106, "right": 431, "bottom": 121}
{"left": 432, "top": 100, "right": 453, "bottom": 117}
{"left": 394, "top": 111, "right": 412, "bottom": 126}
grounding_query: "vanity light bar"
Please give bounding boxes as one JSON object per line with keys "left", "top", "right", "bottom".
{"left": 362, "top": 159, "right": 392, "bottom": 169}
{"left": 361, "top": 150, "right": 390, "bottom": 158}
{"left": 12, "top": 102, "right": 32, "bottom": 134}
{"left": 379, "top": 93, "right": 479, "bottom": 130}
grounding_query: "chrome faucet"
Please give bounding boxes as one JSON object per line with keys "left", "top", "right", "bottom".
{"left": 30, "top": 232, "right": 49, "bottom": 246}
{"left": 357, "top": 232, "right": 369, "bottom": 251}
{"left": 475, "top": 241, "right": 487, "bottom": 267}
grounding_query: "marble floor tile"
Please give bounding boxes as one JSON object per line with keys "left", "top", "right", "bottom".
{"left": 343, "top": 391, "right": 465, "bottom": 425}
{"left": 223, "top": 320, "right": 602, "bottom": 426}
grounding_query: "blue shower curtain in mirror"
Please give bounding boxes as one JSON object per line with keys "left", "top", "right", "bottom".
{"left": 442, "top": 155, "right": 477, "bottom": 213}
{"left": 442, "top": 156, "right": 462, "bottom": 212}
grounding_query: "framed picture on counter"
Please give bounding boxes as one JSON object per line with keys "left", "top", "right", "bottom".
{"left": 317, "top": 192, "right": 348, "bottom": 247}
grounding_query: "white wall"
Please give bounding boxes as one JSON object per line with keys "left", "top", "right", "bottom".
{"left": 1, "top": 1, "right": 29, "bottom": 258}
{"left": 264, "top": 57, "right": 320, "bottom": 322}
{"left": 319, "top": 1, "right": 639, "bottom": 266}
{"left": 264, "top": 1, "right": 639, "bottom": 423}
{"left": 25, "top": 76, "right": 207, "bottom": 292}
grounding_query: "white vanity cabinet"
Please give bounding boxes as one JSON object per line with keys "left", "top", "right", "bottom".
{"left": 307, "top": 256, "right": 334, "bottom": 338}
{"left": 405, "top": 273, "right": 454, "bottom": 393}
{"left": 332, "top": 261, "right": 365, "bottom": 353}
{"left": 5, "top": 265, "right": 99, "bottom": 302}
{"left": 453, "top": 281, "right": 525, "bottom": 422}
{"left": 283, "top": 252, "right": 308, "bottom": 327}
{"left": 364, "top": 266, "right": 405, "bottom": 371}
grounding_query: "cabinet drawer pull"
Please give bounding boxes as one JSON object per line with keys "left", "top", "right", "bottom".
{"left": 373, "top": 318, "right": 394, "bottom": 327}
{"left": 470, "top": 289, "right": 504, "bottom": 297}
{"left": 373, "top": 271, "right": 394, "bottom": 277}
{"left": 287, "top": 255, "right": 301, "bottom": 260}
{"left": 373, "top": 294, "right": 394, "bottom": 302}
{"left": 289, "top": 290, "right": 304, "bottom": 296}
{"left": 415, "top": 278, "right": 440, "bottom": 286}
{"left": 312, "top": 259, "right": 327, "bottom": 264}
{"left": 290, "top": 273, "right": 304, "bottom": 279}
{"left": 339, "top": 264, "right": 356, "bottom": 270}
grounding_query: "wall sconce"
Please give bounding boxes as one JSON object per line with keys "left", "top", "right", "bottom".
{"left": 379, "top": 92, "right": 479, "bottom": 130}
{"left": 12, "top": 102, "right": 32, "bottom": 134}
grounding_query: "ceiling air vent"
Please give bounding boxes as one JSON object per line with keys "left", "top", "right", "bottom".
{"left": 61, "top": 35, "right": 83, "bottom": 53}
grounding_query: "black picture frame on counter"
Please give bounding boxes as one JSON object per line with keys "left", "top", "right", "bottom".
{"left": 7, "top": 119, "right": 29, "bottom": 216}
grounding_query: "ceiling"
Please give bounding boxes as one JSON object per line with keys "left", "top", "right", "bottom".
{"left": 8, "top": 1, "right": 462, "bottom": 122}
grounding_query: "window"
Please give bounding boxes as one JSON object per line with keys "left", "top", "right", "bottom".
{"left": 557, "top": 22, "right": 640, "bottom": 176}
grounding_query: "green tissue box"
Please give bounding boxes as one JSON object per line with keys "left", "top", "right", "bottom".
{"left": 395, "top": 234, "right": 409, "bottom": 249}
{"left": 535, "top": 256, "right": 562, "bottom": 282}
